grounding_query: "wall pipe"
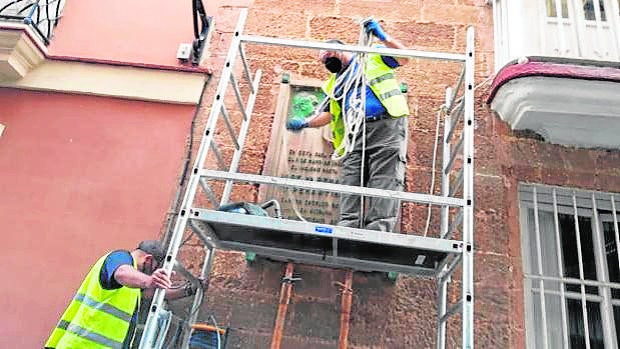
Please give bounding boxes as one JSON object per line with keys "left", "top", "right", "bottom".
{"left": 338, "top": 270, "right": 354, "bottom": 349}
{"left": 270, "top": 262, "right": 295, "bottom": 349}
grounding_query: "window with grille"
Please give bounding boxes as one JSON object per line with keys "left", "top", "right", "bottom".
{"left": 519, "top": 184, "right": 620, "bottom": 348}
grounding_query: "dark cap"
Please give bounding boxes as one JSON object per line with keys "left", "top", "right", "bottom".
{"left": 137, "top": 240, "right": 165, "bottom": 264}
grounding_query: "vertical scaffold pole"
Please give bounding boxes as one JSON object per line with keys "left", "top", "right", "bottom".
{"left": 138, "top": 9, "right": 251, "bottom": 349}
{"left": 436, "top": 87, "right": 452, "bottom": 349}
{"left": 461, "top": 26, "right": 475, "bottom": 349}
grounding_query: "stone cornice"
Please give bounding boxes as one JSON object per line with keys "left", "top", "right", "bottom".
{"left": 0, "top": 24, "right": 46, "bottom": 80}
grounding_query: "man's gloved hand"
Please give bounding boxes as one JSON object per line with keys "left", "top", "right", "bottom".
{"left": 286, "top": 118, "right": 308, "bottom": 131}
{"left": 364, "top": 19, "right": 388, "bottom": 41}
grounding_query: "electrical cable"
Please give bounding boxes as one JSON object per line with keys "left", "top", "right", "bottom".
{"left": 186, "top": 311, "right": 224, "bottom": 349}
{"left": 174, "top": 280, "right": 207, "bottom": 349}
{"left": 188, "top": 277, "right": 206, "bottom": 319}
{"left": 209, "top": 314, "right": 222, "bottom": 349}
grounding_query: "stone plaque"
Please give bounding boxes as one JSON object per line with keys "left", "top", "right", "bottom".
{"left": 260, "top": 78, "right": 341, "bottom": 225}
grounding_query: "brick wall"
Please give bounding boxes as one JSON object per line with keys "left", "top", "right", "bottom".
{"left": 174, "top": 1, "right": 620, "bottom": 348}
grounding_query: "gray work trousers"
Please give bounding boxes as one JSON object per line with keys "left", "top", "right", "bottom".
{"left": 338, "top": 116, "right": 408, "bottom": 232}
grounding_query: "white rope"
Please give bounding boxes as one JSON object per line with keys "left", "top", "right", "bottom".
{"left": 209, "top": 314, "right": 222, "bottom": 349}
{"left": 423, "top": 106, "right": 445, "bottom": 237}
{"left": 423, "top": 75, "right": 494, "bottom": 236}
{"left": 280, "top": 19, "right": 378, "bottom": 224}
{"left": 319, "top": 20, "right": 374, "bottom": 226}
{"left": 328, "top": 23, "right": 374, "bottom": 161}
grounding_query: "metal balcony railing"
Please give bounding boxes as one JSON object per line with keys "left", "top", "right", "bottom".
{"left": 0, "top": 0, "right": 65, "bottom": 44}
{"left": 191, "top": 0, "right": 211, "bottom": 65}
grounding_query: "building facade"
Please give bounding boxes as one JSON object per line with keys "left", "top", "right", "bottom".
{"left": 193, "top": 1, "right": 620, "bottom": 348}
{"left": 1, "top": 0, "right": 618, "bottom": 348}
{"left": 0, "top": 0, "right": 209, "bottom": 347}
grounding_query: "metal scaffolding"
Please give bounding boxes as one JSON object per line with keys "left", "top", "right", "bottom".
{"left": 139, "top": 8, "right": 476, "bottom": 349}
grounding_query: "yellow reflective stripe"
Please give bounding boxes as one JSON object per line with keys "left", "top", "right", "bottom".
{"left": 378, "top": 89, "right": 402, "bottom": 100}
{"left": 57, "top": 320, "right": 123, "bottom": 349}
{"left": 367, "top": 73, "right": 395, "bottom": 86}
{"left": 74, "top": 293, "right": 133, "bottom": 323}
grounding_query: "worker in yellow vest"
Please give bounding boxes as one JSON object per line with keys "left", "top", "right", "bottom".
{"left": 287, "top": 19, "right": 410, "bottom": 232}
{"left": 45, "top": 240, "right": 203, "bottom": 349}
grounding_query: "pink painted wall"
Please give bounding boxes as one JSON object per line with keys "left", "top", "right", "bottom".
{"left": 0, "top": 89, "right": 195, "bottom": 348}
{"left": 49, "top": 0, "right": 218, "bottom": 68}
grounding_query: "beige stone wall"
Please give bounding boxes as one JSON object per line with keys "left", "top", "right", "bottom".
{"left": 171, "top": 1, "right": 620, "bottom": 348}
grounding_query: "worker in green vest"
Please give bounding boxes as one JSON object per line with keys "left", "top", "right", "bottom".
{"left": 287, "top": 19, "right": 410, "bottom": 232}
{"left": 45, "top": 240, "right": 204, "bottom": 349}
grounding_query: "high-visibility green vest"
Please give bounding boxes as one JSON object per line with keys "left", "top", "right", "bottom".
{"left": 321, "top": 52, "right": 410, "bottom": 154}
{"left": 45, "top": 253, "right": 141, "bottom": 349}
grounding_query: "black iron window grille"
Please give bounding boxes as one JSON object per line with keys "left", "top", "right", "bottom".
{"left": 520, "top": 184, "right": 620, "bottom": 348}
{"left": 0, "top": 0, "right": 65, "bottom": 45}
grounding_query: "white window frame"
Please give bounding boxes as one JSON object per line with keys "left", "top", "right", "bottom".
{"left": 491, "top": 0, "right": 620, "bottom": 70}
{"left": 519, "top": 183, "right": 620, "bottom": 349}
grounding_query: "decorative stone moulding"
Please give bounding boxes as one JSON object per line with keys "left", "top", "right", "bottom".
{"left": 488, "top": 57, "right": 620, "bottom": 150}
{"left": 0, "top": 24, "right": 46, "bottom": 81}
{"left": 0, "top": 20, "right": 209, "bottom": 104}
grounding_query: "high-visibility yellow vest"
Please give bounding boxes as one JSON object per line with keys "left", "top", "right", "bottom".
{"left": 321, "top": 52, "right": 410, "bottom": 154}
{"left": 45, "top": 253, "right": 141, "bottom": 349}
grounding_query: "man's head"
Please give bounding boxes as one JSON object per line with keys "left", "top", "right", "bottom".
{"left": 319, "top": 39, "right": 353, "bottom": 74}
{"left": 134, "top": 240, "right": 165, "bottom": 274}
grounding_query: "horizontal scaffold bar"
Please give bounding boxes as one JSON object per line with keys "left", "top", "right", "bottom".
{"left": 198, "top": 169, "right": 465, "bottom": 207}
{"left": 219, "top": 240, "right": 440, "bottom": 277}
{"left": 240, "top": 35, "right": 467, "bottom": 62}
{"left": 190, "top": 208, "right": 464, "bottom": 253}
